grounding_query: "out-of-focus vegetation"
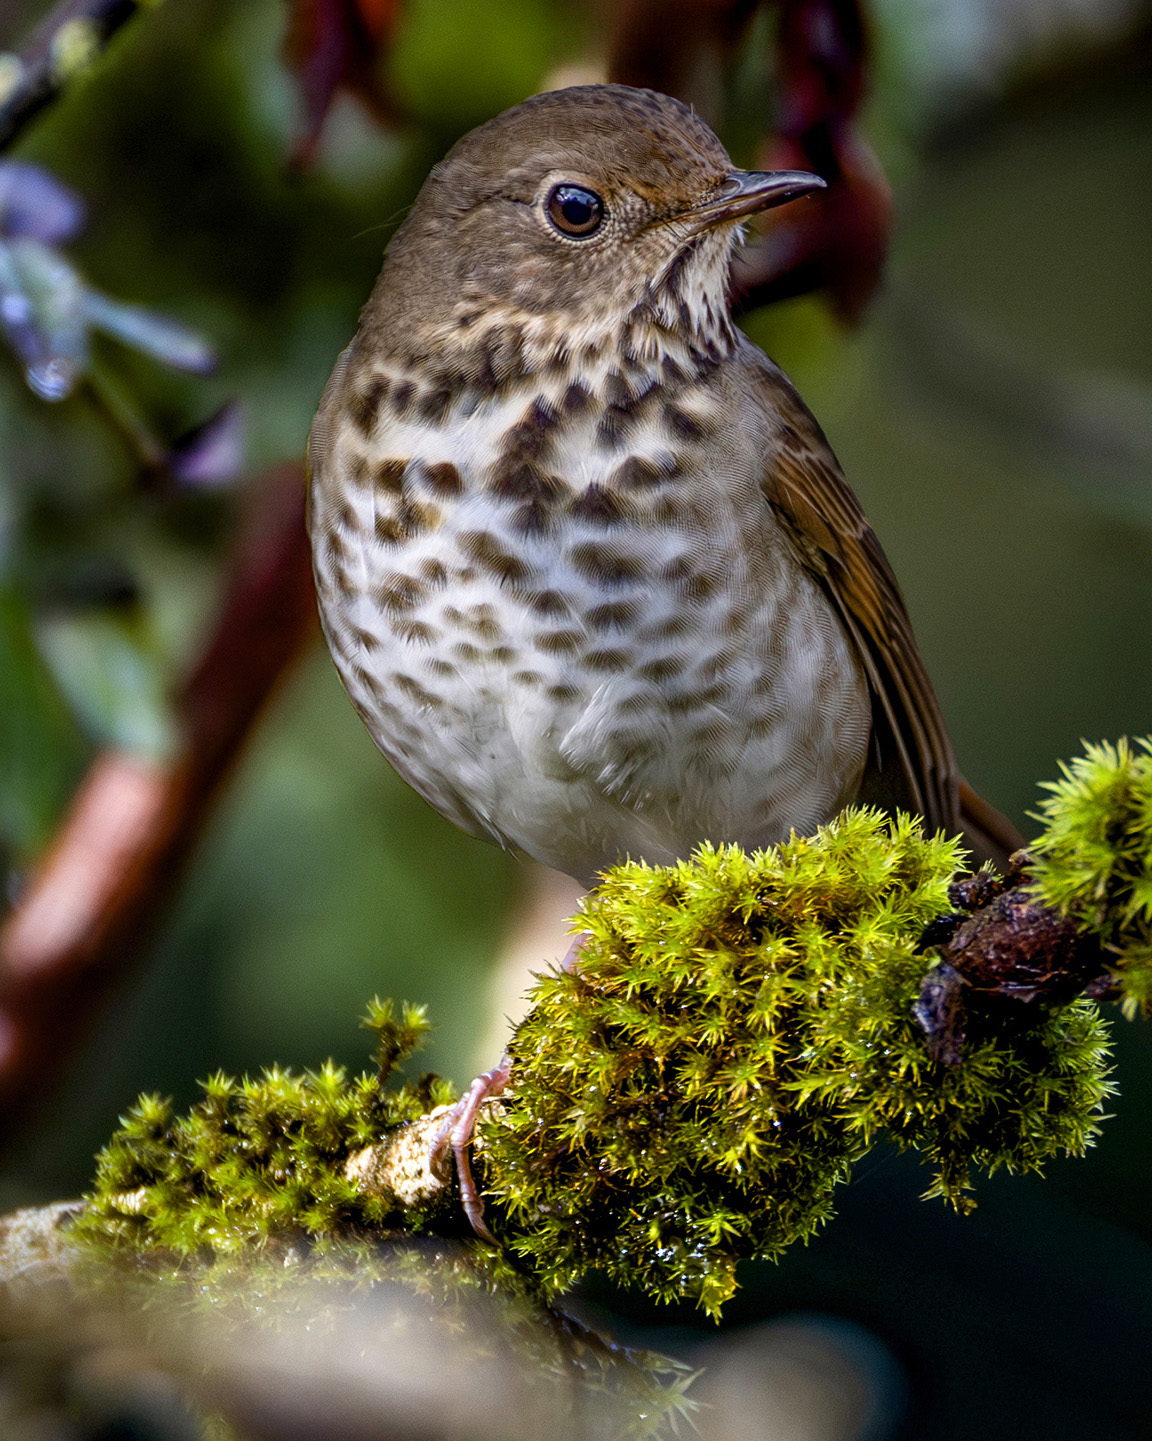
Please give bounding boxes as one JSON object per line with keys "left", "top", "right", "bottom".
{"left": 0, "top": 0, "right": 1151, "bottom": 1436}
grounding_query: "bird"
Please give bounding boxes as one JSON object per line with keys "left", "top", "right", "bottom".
{"left": 306, "top": 83, "right": 1020, "bottom": 1234}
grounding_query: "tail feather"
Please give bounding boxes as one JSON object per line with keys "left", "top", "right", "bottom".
{"left": 958, "top": 778, "right": 1025, "bottom": 872}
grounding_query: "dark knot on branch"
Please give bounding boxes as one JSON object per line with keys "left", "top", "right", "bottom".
{"left": 915, "top": 853, "right": 1112, "bottom": 1066}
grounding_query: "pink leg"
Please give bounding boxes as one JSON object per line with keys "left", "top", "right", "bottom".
{"left": 431, "top": 932, "right": 590, "bottom": 1241}
{"left": 558, "top": 930, "right": 589, "bottom": 974}
{"left": 430, "top": 1053, "right": 512, "bottom": 1242}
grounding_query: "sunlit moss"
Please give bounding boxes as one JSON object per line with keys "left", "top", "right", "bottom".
{"left": 1029, "top": 737, "right": 1152, "bottom": 1017}
{"left": 74, "top": 999, "right": 458, "bottom": 1262}
{"left": 483, "top": 811, "right": 1111, "bottom": 1314}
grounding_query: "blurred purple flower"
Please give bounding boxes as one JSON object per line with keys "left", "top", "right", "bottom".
{"left": 167, "top": 400, "right": 246, "bottom": 487}
{"left": 0, "top": 237, "right": 88, "bottom": 400}
{"left": 0, "top": 162, "right": 85, "bottom": 243}
{"left": 0, "top": 161, "right": 217, "bottom": 403}
{"left": 84, "top": 292, "right": 216, "bottom": 376}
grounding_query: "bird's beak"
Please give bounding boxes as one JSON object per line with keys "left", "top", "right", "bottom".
{"left": 682, "top": 170, "right": 826, "bottom": 232}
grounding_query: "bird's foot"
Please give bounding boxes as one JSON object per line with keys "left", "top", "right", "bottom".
{"left": 430, "top": 1053, "right": 512, "bottom": 1242}
{"left": 559, "top": 930, "right": 590, "bottom": 974}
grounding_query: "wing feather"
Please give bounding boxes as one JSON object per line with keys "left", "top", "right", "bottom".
{"left": 752, "top": 363, "right": 960, "bottom": 837}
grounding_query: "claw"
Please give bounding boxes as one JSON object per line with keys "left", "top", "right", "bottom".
{"left": 430, "top": 1054, "right": 512, "bottom": 1241}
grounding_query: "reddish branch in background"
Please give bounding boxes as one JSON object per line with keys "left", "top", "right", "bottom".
{"left": 283, "top": 0, "right": 402, "bottom": 166}
{"left": 0, "top": 467, "right": 317, "bottom": 1131}
{"left": 609, "top": 0, "right": 891, "bottom": 322}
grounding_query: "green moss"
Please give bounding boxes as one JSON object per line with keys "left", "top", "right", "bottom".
{"left": 75, "top": 804, "right": 1121, "bottom": 1323}
{"left": 74, "top": 999, "right": 457, "bottom": 1264}
{"left": 1030, "top": 737, "right": 1152, "bottom": 1016}
{"left": 483, "top": 811, "right": 1112, "bottom": 1315}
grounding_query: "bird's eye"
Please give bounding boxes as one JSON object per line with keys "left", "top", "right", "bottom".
{"left": 546, "top": 184, "right": 605, "bottom": 238}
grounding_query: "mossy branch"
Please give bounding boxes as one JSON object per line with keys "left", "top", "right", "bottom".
{"left": 69, "top": 739, "right": 1152, "bottom": 1320}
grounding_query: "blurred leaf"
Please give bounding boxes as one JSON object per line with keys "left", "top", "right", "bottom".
{"left": 389, "top": 0, "right": 577, "bottom": 131}
{"left": 36, "top": 607, "right": 175, "bottom": 760}
{"left": 0, "top": 586, "right": 86, "bottom": 860}
{"left": 0, "top": 236, "right": 88, "bottom": 401}
{"left": 168, "top": 400, "right": 246, "bottom": 487}
{"left": 283, "top": 0, "right": 402, "bottom": 164}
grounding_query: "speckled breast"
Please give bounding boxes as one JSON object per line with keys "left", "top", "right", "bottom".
{"left": 308, "top": 349, "right": 870, "bottom": 885}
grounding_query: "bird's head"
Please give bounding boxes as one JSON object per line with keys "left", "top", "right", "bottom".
{"left": 360, "top": 85, "right": 824, "bottom": 378}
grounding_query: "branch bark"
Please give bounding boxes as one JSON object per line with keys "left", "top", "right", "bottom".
{"left": 0, "top": 464, "right": 317, "bottom": 1134}
{"left": 0, "top": 0, "right": 150, "bottom": 153}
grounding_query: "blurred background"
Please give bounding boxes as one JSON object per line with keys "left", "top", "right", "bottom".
{"left": 0, "top": 0, "right": 1150, "bottom": 1435}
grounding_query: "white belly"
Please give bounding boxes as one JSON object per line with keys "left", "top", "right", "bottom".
{"left": 311, "top": 370, "right": 871, "bottom": 885}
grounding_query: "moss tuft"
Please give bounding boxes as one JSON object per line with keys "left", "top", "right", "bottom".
{"left": 483, "top": 811, "right": 1112, "bottom": 1315}
{"left": 74, "top": 999, "right": 457, "bottom": 1264}
{"left": 1030, "top": 737, "right": 1152, "bottom": 1016}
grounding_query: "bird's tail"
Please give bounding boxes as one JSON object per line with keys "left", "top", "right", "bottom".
{"left": 958, "top": 778, "right": 1026, "bottom": 872}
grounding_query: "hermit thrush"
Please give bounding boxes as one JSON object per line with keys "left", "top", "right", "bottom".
{"left": 307, "top": 84, "right": 1017, "bottom": 1232}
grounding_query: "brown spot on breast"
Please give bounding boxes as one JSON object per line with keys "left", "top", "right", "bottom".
{"left": 585, "top": 599, "right": 640, "bottom": 630}
{"left": 418, "top": 557, "right": 448, "bottom": 586}
{"left": 452, "top": 641, "right": 484, "bottom": 663}
{"left": 604, "top": 370, "right": 633, "bottom": 409}
{"left": 392, "top": 674, "right": 443, "bottom": 708}
{"left": 584, "top": 647, "right": 632, "bottom": 673}
{"left": 464, "top": 608, "right": 503, "bottom": 641}
{"left": 660, "top": 556, "right": 718, "bottom": 602}
{"left": 597, "top": 410, "right": 628, "bottom": 449}
{"left": 570, "top": 485, "right": 625, "bottom": 524}
{"left": 391, "top": 380, "right": 416, "bottom": 416}
{"left": 512, "top": 497, "right": 552, "bottom": 536}
{"left": 350, "top": 627, "right": 380, "bottom": 652}
{"left": 420, "top": 461, "right": 463, "bottom": 496}
{"left": 523, "top": 588, "right": 569, "bottom": 617}
{"left": 535, "top": 629, "right": 583, "bottom": 654}
{"left": 639, "top": 611, "right": 693, "bottom": 641}
{"left": 458, "top": 530, "right": 530, "bottom": 584}
{"left": 638, "top": 654, "right": 687, "bottom": 683}
{"left": 569, "top": 543, "right": 646, "bottom": 586}
{"left": 562, "top": 381, "right": 591, "bottom": 413}
{"left": 345, "top": 453, "right": 369, "bottom": 488}
{"left": 612, "top": 454, "right": 679, "bottom": 489}
{"left": 490, "top": 461, "right": 562, "bottom": 500}
{"left": 547, "top": 683, "right": 582, "bottom": 703}
{"left": 391, "top": 619, "right": 437, "bottom": 645}
{"left": 375, "top": 573, "right": 428, "bottom": 612}
{"left": 513, "top": 669, "right": 543, "bottom": 687}
{"left": 374, "top": 459, "right": 406, "bottom": 495}
{"left": 417, "top": 384, "right": 456, "bottom": 424}
{"left": 664, "top": 404, "right": 704, "bottom": 440}
{"left": 347, "top": 375, "right": 390, "bottom": 434}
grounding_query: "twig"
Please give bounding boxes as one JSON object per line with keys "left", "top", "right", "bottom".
{"left": 0, "top": 0, "right": 152, "bottom": 154}
{"left": 0, "top": 464, "right": 317, "bottom": 1133}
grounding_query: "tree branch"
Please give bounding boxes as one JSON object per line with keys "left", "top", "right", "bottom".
{"left": 0, "top": 0, "right": 151, "bottom": 154}
{"left": 0, "top": 464, "right": 317, "bottom": 1135}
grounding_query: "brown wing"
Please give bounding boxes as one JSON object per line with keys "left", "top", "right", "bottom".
{"left": 754, "top": 365, "right": 962, "bottom": 839}
{"left": 752, "top": 363, "right": 1023, "bottom": 864}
